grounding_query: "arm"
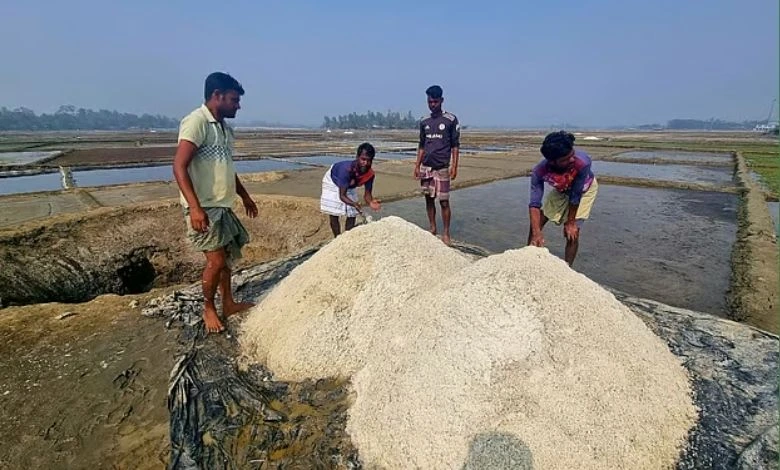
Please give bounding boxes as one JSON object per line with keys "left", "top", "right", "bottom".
{"left": 173, "top": 140, "right": 209, "bottom": 232}
{"left": 563, "top": 164, "right": 591, "bottom": 240}
{"left": 450, "top": 146, "right": 459, "bottom": 180}
{"left": 339, "top": 186, "right": 362, "bottom": 213}
{"left": 528, "top": 170, "right": 545, "bottom": 246}
{"left": 235, "top": 174, "right": 258, "bottom": 218}
{"left": 363, "top": 177, "right": 381, "bottom": 210}
{"left": 414, "top": 121, "right": 425, "bottom": 178}
{"left": 449, "top": 117, "right": 461, "bottom": 179}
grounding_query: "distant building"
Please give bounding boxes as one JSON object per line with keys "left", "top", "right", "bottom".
{"left": 753, "top": 122, "right": 779, "bottom": 132}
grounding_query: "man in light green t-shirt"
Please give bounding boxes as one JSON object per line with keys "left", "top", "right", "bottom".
{"left": 173, "top": 72, "right": 258, "bottom": 334}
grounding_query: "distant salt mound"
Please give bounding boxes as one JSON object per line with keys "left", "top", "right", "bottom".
{"left": 240, "top": 216, "right": 697, "bottom": 470}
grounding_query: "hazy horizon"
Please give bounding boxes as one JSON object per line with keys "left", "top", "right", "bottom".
{"left": 1, "top": 1, "right": 777, "bottom": 128}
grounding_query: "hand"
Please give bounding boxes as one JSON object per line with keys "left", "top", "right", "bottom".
{"left": 242, "top": 196, "right": 258, "bottom": 218}
{"left": 369, "top": 200, "right": 381, "bottom": 211}
{"left": 189, "top": 207, "right": 209, "bottom": 233}
{"left": 449, "top": 166, "right": 458, "bottom": 180}
{"left": 529, "top": 232, "right": 545, "bottom": 247}
{"left": 564, "top": 221, "right": 580, "bottom": 241}
{"left": 354, "top": 202, "right": 363, "bottom": 214}
{"left": 413, "top": 165, "right": 420, "bottom": 179}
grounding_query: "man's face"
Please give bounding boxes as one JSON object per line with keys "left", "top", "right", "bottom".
{"left": 427, "top": 96, "right": 443, "bottom": 113}
{"left": 216, "top": 90, "right": 241, "bottom": 118}
{"left": 356, "top": 152, "right": 373, "bottom": 173}
{"left": 550, "top": 149, "right": 575, "bottom": 170}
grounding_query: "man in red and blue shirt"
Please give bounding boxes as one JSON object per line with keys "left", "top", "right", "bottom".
{"left": 528, "top": 131, "right": 599, "bottom": 266}
{"left": 320, "top": 142, "right": 382, "bottom": 236}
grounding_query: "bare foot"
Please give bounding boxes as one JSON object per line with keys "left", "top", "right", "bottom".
{"left": 203, "top": 306, "right": 225, "bottom": 333}
{"left": 429, "top": 227, "right": 437, "bottom": 236}
{"left": 442, "top": 234, "right": 452, "bottom": 246}
{"left": 224, "top": 301, "right": 255, "bottom": 318}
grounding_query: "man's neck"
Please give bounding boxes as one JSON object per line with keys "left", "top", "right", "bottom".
{"left": 431, "top": 109, "right": 443, "bottom": 117}
{"left": 205, "top": 103, "right": 223, "bottom": 123}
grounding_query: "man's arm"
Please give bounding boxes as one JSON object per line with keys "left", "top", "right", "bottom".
{"left": 563, "top": 164, "right": 590, "bottom": 240}
{"left": 450, "top": 146, "right": 459, "bottom": 180}
{"left": 528, "top": 171, "right": 545, "bottom": 246}
{"left": 339, "top": 186, "right": 362, "bottom": 212}
{"left": 449, "top": 116, "right": 461, "bottom": 179}
{"left": 363, "top": 177, "right": 381, "bottom": 210}
{"left": 173, "top": 141, "right": 209, "bottom": 232}
{"left": 235, "top": 175, "right": 258, "bottom": 218}
{"left": 414, "top": 121, "right": 425, "bottom": 178}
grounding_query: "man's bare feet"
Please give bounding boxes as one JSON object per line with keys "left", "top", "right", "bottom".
{"left": 429, "top": 227, "right": 437, "bottom": 236}
{"left": 224, "top": 301, "right": 255, "bottom": 318}
{"left": 442, "top": 234, "right": 452, "bottom": 246}
{"left": 203, "top": 306, "right": 225, "bottom": 333}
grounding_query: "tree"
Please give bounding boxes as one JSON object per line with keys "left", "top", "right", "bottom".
{"left": 322, "top": 110, "right": 418, "bottom": 129}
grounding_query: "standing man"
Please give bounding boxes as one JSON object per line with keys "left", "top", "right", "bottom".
{"left": 413, "top": 85, "right": 460, "bottom": 245}
{"left": 527, "top": 130, "right": 598, "bottom": 266}
{"left": 320, "top": 142, "right": 382, "bottom": 237}
{"left": 173, "top": 72, "right": 258, "bottom": 334}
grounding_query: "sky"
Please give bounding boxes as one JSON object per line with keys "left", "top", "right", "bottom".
{"left": 1, "top": 0, "right": 777, "bottom": 128}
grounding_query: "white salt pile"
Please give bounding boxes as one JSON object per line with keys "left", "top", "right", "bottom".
{"left": 240, "top": 216, "right": 698, "bottom": 469}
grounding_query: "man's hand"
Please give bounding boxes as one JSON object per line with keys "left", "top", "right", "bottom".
{"left": 449, "top": 166, "right": 458, "bottom": 180}
{"left": 242, "top": 196, "right": 258, "bottom": 218}
{"left": 369, "top": 200, "right": 381, "bottom": 211}
{"left": 529, "top": 232, "right": 545, "bottom": 247}
{"left": 564, "top": 221, "right": 579, "bottom": 241}
{"left": 189, "top": 207, "right": 209, "bottom": 232}
{"left": 413, "top": 165, "right": 421, "bottom": 179}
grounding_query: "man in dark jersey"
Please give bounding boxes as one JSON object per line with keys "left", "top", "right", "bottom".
{"left": 413, "top": 85, "right": 460, "bottom": 245}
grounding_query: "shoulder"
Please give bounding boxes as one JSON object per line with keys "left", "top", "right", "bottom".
{"left": 332, "top": 160, "right": 350, "bottom": 170}
{"left": 531, "top": 160, "right": 548, "bottom": 176}
{"left": 442, "top": 111, "right": 457, "bottom": 122}
{"left": 181, "top": 107, "right": 207, "bottom": 125}
{"left": 573, "top": 149, "right": 592, "bottom": 168}
{"left": 420, "top": 116, "right": 432, "bottom": 125}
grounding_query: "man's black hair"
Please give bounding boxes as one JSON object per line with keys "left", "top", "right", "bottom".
{"left": 540, "top": 130, "right": 576, "bottom": 160}
{"left": 357, "top": 142, "right": 376, "bottom": 159}
{"left": 425, "top": 85, "right": 443, "bottom": 99}
{"left": 204, "top": 72, "right": 245, "bottom": 101}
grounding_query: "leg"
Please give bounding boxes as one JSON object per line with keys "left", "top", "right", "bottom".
{"left": 329, "top": 215, "right": 341, "bottom": 237}
{"left": 220, "top": 265, "right": 254, "bottom": 318}
{"left": 526, "top": 212, "right": 549, "bottom": 245}
{"left": 440, "top": 199, "right": 452, "bottom": 245}
{"left": 345, "top": 216, "right": 357, "bottom": 232}
{"left": 425, "top": 195, "right": 437, "bottom": 235}
{"left": 202, "top": 249, "right": 227, "bottom": 333}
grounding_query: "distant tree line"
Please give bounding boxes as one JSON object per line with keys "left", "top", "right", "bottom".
{"left": 0, "top": 105, "right": 178, "bottom": 131}
{"left": 657, "top": 119, "right": 765, "bottom": 130}
{"left": 323, "top": 110, "right": 418, "bottom": 129}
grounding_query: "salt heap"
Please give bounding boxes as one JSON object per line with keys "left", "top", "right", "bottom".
{"left": 241, "top": 216, "right": 697, "bottom": 469}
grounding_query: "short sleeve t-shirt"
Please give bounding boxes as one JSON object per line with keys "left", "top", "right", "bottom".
{"left": 330, "top": 160, "right": 375, "bottom": 191}
{"left": 418, "top": 111, "right": 460, "bottom": 170}
{"left": 177, "top": 105, "right": 237, "bottom": 208}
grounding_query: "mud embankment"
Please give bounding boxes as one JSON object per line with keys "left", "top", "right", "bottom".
{"left": 727, "top": 152, "right": 779, "bottom": 333}
{"left": 0, "top": 196, "right": 331, "bottom": 307}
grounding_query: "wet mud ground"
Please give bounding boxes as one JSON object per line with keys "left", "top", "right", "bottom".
{"left": 382, "top": 178, "right": 738, "bottom": 316}
{"left": 0, "top": 131, "right": 777, "bottom": 468}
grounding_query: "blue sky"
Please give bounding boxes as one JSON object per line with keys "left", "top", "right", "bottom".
{"left": 1, "top": 1, "right": 777, "bottom": 127}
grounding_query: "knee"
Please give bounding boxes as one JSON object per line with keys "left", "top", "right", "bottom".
{"left": 206, "top": 254, "right": 227, "bottom": 271}
{"left": 439, "top": 200, "right": 450, "bottom": 209}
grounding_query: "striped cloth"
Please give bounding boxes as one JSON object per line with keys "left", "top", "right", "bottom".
{"left": 320, "top": 166, "right": 359, "bottom": 217}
